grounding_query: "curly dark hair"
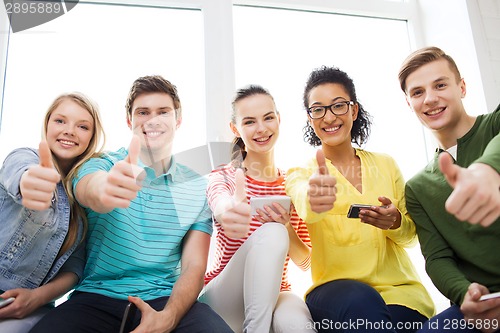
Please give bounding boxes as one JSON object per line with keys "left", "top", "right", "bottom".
{"left": 302, "top": 66, "right": 371, "bottom": 147}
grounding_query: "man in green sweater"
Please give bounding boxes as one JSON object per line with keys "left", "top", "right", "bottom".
{"left": 399, "top": 46, "right": 500, "bottom": 332}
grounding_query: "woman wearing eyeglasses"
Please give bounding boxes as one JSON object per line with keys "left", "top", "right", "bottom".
{"left": 285, "top": 66, "right": 435, "bottom": 333}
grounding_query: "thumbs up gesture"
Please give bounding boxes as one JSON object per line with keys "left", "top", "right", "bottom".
{"left": 439, "top": 152, "right": 500, "bottom": 227}
{"left": 98, "top": 135, "right": 145, "bottom": 210}
{"left": 308, "top": 150, "right": 337, "bottom": 213}
{"left": 214, "top": 168, "right": 251, "bottom": 239}
{"left": 20, "top": 141, "right": 61, "bottom": 210}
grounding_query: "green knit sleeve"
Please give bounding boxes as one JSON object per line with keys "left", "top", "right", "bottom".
{"left": 473, "top": 106, "right": 500, "bottom": 173}
{"left": 405, "top": 179, "right": 470, "bottom": 305}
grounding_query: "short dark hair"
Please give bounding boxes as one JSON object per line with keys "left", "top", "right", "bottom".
{"left": 126, "top": 75, "right": 182, "bottom": 121}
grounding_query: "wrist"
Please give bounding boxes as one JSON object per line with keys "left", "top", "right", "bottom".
{"left": 84, "top": 172, "right": 111, "bottom": 212}
{"left": 160, "top": 308, "right": 177, "bottom": 332}
{"left": 214, "top": 196, "right": 233, "bottom": 221}
{"left": 31, "top": 287, "right": 49, "bottom": 307}
{"left": 470, "top": 163, "right": 500, "bottom": 181}
{"left": 390, "top": 211, "right": 402, "bottom": 229}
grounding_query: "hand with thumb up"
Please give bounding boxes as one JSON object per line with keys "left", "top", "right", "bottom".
{"left": 98, "top": 135, "right": 145, "bottom": 211}
{"left": 214, "top": 168, "right": 251, "bottom": 239}
{"left": 308, "top": 149, "right": 337, "bottom": 213}
{"left": 20, "top": 140, "right": 61, "bottom": 210}
{"left": 439, "top": 152, "right": 500, "bottom": 227}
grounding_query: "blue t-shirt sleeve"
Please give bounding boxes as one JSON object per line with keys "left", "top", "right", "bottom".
{"left": 72, "top": 149, "right": 127, "bottom": 194}
{"left": 189, "top": 200, "right": 213, "bottom": 235}
{"left": 178, "top": 168, "right": 213, "bottom": 236}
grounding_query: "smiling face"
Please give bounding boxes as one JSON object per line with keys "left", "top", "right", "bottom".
{"left": 307, "top": 83, "right": 358, "bottom": 149}
{"left": 405, "top": 58, "right": 466, "bottom": 133}
{"left": 127, "top": 92, "right": 181, "bottom": 160}
{"left": 46, "top": 99, "right": 94, "bottom": 169}
{"left": 230, "top": 93, "right": 280, "bottom": 156}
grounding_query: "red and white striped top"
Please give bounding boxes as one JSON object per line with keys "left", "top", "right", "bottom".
{"left": 205, "top": 164, "right": 311, "bottom": 291}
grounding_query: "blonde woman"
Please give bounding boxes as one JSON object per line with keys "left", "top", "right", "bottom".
{"left": 0, "top": 92, "right": 105, "bottom": 332}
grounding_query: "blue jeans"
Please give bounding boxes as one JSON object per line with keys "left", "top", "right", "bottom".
{"left": 28, "top": 291, "right": 233, "bottom": 333}
{"left": 418, "top": 305, "right": 499, "bottom": 333}
{"left": 305, "top": 280, "right": 427, "bottom": 333}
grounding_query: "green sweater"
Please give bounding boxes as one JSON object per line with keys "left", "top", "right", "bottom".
{"left": 405, "top": 105, "right": 500, "bottom": 306}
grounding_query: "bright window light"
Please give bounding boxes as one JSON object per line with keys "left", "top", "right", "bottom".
{"left": 233, "top": 5, "right": 427, "bottom": 181}
{"left": 0, "top": 2, "right": 205, "bottom": 162}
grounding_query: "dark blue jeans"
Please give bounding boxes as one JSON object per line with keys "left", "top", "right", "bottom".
{"left": 418, "top": 304, "right": 499, "bottom": 333}
{"left": 305, "top": 280, "right": 428, "bottom": 333}
{"left": 28, "top": 291, "right": 233, "bottom": 333}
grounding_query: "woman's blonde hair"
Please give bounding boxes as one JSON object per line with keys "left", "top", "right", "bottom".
{"left": 42, "top": 92, "right": 106, "bottom": 256}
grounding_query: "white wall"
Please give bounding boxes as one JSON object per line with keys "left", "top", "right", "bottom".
{"left": 474, "top": 0, "right": 500, "bottom": 110}
{"left": 405, "top": 0, "right": 499, "bottom": 161}
{"left": 415, "top": 0, "right": 487, "bottom": 115}
{"left": 414, "top": 0, "right": 499, "bottom": 114}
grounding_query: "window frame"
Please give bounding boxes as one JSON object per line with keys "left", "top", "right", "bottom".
{"left": 0, "top": 0, "right": 420, "bottom": 142}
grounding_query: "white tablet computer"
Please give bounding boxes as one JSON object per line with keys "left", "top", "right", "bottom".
{"left": 250, "top": 195, "right": 291, "bottom": 215}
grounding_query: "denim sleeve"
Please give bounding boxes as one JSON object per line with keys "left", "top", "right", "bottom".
{"left": 59, "top": 241, "right": 86, "bottom": 282}
{"left": 0, "top": 148, "right": 39, "bottom": 204}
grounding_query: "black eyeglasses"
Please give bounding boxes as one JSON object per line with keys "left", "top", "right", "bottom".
{"left": 307, "top": 101, "right": 354, "bottom": 119}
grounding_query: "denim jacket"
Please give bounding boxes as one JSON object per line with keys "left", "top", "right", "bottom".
{"left": 0, "top": 148, "right": 85, "bottom": 292}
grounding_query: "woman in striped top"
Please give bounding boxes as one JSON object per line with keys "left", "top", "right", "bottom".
{"left": 200, "top": 85, "right": 316, "bottom": 333}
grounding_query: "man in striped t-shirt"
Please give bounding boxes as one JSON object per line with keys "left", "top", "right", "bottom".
{"left": 30, "top": 76, "right": 232, "bottom": 333}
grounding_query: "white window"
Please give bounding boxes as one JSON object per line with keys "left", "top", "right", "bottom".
{"left": 0, "top": 2, "right": 206, "bottom": 161}
{"left": 233, "top": 4, "right": 426, "bottom": 180}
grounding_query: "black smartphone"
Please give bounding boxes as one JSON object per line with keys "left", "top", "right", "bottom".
{"left": 119, "top": 302, "right": 137, "bottom": 333}
{"left": 347, "top": 204, "right": 372, "bottom": 218}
